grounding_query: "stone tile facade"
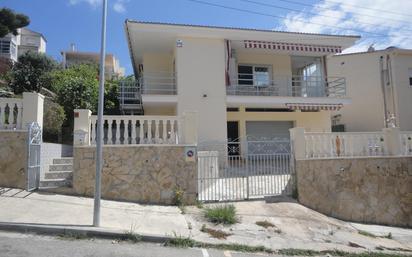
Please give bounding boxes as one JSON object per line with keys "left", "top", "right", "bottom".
{"left": 0, "top": 131, "right": 27, "bottom": 189}
{"left": 296, "top": 157, "right": 412, "bottom": 227}
{"left": 73, "top": 145, "right": 197, "bottom": 205}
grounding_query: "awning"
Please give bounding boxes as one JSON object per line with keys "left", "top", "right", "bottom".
{"left": 286, "top": 103, "right": 343, "bottom": 111}
{"left": 244, "top": 40, "right": 342, "bottom": 54}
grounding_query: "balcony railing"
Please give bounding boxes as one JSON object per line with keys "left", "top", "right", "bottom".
{"left": 226, "top": 75, "right": 346, "bottom": 97}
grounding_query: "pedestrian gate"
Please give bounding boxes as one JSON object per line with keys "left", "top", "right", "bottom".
{"left": 197, "top": 139, "right": 294, "bottom": 202}
{"left": 27, "top": 122, "right": 42, "bottom": 191}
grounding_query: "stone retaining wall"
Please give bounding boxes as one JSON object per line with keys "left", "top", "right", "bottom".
{"left": 0, "top": 131, "right": 27, "bottom": 189}
{"left": 296, "top": 157, "right": 412, "bottom": 227}
{"left": 73, "top": 145, "right": 197, "bottom": 205}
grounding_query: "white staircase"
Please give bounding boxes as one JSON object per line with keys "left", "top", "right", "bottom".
{"left": 40, "top": 158, "right": 73, "bottom": 188}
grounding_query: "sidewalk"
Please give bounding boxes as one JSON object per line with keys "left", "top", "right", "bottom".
{"left": 0, "top": 188, "right": 411, "bottom": 254}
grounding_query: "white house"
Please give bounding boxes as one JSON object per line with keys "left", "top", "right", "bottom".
{"left": 122, "top": 21, "right": 358, "bottom": 149}
{"left": 327, "top": 47, "right": 412, "bottom": 132}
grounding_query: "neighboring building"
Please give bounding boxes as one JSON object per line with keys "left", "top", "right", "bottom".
{"left": 18, "top": 28, "right": 47, "bottom": 56}
{"left": 0, "top": 28, "right": 46, "bottom": 62}
{"left": 61, "top": 47, "right": 126, "bottom": 79}
{"left": 0, "top": 33, "right": 19, "bottom": 62}
{"left": 123, "top": 20, "right": 358, "bottom": 147}
{"left": 327, "top": 47, "right": 412, "bottom": 132}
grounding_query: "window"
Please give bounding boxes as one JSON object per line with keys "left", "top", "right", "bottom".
{"left": 238, "top": 65, "right": 271, "bottom": 86}
{"left": 409, "top": 68, "right": 412, "bottom": 87}
{"left": 0, "top": 40, "right": 11, "bottom": 54}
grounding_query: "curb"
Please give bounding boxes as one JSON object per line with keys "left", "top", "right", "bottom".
{"left": 0, "top": 222, "right": 172, "bottom": 243}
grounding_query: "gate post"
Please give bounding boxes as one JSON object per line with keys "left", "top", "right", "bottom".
{"left": 73, "top": 109, "right": 92, "bottom": 146}
{"left": 22, "top": 92, "right": 44, "bottom": 129}
{"left": 289, "top": 127, "right": 306, "bottom": 160}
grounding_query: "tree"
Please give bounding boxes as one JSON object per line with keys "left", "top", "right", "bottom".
{"left": 0, "top": 8, "right": 30, "bottom": 37}
{"left": 43, "top": 98, "right": 65, "bottom": 143}
{"left": 9, "top": 51, "right": 58, "bottom": 94}
{"left": 51, "top": 64, "right": 99, "bottom": 127}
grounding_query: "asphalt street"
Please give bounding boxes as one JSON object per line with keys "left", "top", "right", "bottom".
{"left": 0, "top": 231, "right": 277, "bottom": 257}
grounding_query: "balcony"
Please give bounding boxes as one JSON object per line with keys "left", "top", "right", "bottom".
{"left": 226, "top": 75, "right": 346, "bottom": 98}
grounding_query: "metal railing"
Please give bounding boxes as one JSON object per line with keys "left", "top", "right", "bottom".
{"left": 226, "top": 74, "right": 346, "bottom": 97}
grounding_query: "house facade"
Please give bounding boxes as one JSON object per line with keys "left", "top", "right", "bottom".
{"left": 123, "top": 21, "right": 358, "bottom": 149}
{"left": 61, "top": 48, "right": 125, "bottom": 79}
{"left": 327, "top": 47, "right": 412, "bottom": 132}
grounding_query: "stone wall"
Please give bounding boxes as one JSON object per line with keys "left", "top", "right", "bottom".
{"left": 73, "top": 145, "right": 197, "bottom": 205}
{"left": 0, "top": 131, "right": 27, "bottom": 189}
{"left": 296, "top": 157, "right": 412, "bottom": 227}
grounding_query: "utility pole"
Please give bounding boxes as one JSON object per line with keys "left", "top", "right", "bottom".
{"left": 93, "top": 0, "right": 108, "bottom": 227}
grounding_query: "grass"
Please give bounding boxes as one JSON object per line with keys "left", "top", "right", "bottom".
{"left": 255, "top": 220, "right": 275, "bottom": 228}
{"left": 200, "top": 224, "right": 232, "bottom": 239}
{"left": 164, "top": 233, "right": 197, "bottom": 248}
{"left": 358, "top": 230, "right": 377, "bottom": 238}
{"left": 120, "top": 231, "right": 142, "bottom": 243}
{"left": 57, "top": 232, "right": 88, "bottom": 240}
{"left": 204, "top": 205, "right": 237, "bottom": 225}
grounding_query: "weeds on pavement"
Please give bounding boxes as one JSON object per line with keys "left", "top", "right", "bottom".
{"left": 204, "top": 204, "right": 237, "bottom": 224}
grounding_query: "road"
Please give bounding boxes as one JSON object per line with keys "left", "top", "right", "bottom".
{"left": 0, "top": 231, "right": 275, "bottom": 257}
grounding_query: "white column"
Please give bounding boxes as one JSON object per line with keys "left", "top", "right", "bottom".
{"left": 180, "top": 111, "right": 198, "bottom": 144}
{"left": 73, "top": 109, "right": 92, "bottom": 145}
{"left": 289, "top": 127, "right": 306, "bottom": 160}
{"left": 383, "top": 127, "right": 401, "bottom": 156}
{"left": 22, "top": 92, "right": 44, "bottom": 128}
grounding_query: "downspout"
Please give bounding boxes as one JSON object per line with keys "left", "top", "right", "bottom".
{"left": 379, "top": 56, "right": 389, "bottom": 128}
{"left": 386, "top": 53, "right": 398, "bottom": 127}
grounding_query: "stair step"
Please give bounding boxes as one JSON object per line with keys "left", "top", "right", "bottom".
{"left": 49, "top": 164, "right": 73, "bottom": 172}
{"left": 39, "top": 178, "right": 72, "bottom": 188}
{"left": 44, "top": 171, "right": 72, "bottom": 180}
{"left": 53, "top": 158, "right": 73, "bottom": 165}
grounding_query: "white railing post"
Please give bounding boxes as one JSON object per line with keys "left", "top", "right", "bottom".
{"left": 383, "top": 127, "right": 401, "bottom": 156}
{"left": 180, "top": 111, "right": 198, "bottom": 144}
{"left": 289, "top": 127, "right": 306, "bottom": 160}
{"left": 22, "top": 92, "right": 44, "bottom": 129}
{"left": 73, "top": 109, "right": 92, "bottom": 146}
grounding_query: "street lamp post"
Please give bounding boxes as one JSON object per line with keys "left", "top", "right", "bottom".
{"left": 93, "top": 0, "right": 108, "bottom": 227}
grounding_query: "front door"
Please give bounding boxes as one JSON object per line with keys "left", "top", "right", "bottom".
{"left": 227, "top": 121, "right": 240, "bottom": 156}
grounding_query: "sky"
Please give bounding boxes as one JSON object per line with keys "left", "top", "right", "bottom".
{"left": 2, "top": 0, "right": 411, "bottom": 75}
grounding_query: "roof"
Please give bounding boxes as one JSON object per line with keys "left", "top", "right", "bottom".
{"left": 126, "top": 20, "right": 360, "bottom": 39}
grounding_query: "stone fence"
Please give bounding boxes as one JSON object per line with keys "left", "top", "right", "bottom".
{"left": 296, "top": 157, "right": 412, "bottom": 227}
{"left": 71, "top": 144, "right": 197, "bottom": 205}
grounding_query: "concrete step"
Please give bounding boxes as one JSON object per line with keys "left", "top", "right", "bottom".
{"left": 49, "top": 164, "right": 73, "bottom": 172}
{"left": 44, "top": 171, "right": 72, "bottom": 180}
{"left": 39, "top": 178, "right": 72, "bottom": 188}
{"left": 52, "top": 158, "right": 73, "bottom": 165}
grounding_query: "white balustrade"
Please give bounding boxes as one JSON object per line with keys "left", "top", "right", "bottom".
{"left": 304, "top": 132, "right": 386, "bottom": 158}
{"left": 0, "top": 98, "right": 23, "bottom": 130}
{"left": 89, "top": 115, "right": 179, "bottom": 145}
{"left": 400, "top": 132, "right": 412, "bottom": 156}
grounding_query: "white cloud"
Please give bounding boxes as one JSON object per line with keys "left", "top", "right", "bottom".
{"left": 276, "top": 0, "right": 412, "bottom": 53}
{"left": 69, "top": 0, "right": 129, "bottom": 13}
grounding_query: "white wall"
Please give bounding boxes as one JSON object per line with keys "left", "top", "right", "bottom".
{"left": 175, "top": 37, "right": 227, "bottom": 143}
{"left": 327, "top": 52, "right": 385, "bottom": 131}
{"left": 391, "top": 53, "right": 412, "bottom": 131}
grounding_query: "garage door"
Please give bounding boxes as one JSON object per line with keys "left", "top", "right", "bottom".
{"left": 246, "top": 121, "right": 292, "bottom": 154}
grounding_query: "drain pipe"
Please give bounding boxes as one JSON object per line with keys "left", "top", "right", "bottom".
{"left": 379, "top": 56, "right": 389, "bottom": 128}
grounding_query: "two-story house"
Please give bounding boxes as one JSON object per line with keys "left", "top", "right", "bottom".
{"left": 123, "top": 21, "right": 359, "bottom": 152}
{"left": 328, "top": 47, "right": 412, "bottom": 132}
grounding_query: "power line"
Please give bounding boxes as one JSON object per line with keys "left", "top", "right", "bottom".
{"left": 239, "top": 0, "right": 412, "bottom": 33}
{"left": 186, "top": 0, "right": 394, "bottom": 38}
{"left": 273, "top": 0, "right": 409, "bottom": 23}
{"left": 324, "top": 0, "right": 412, "bottom": 18}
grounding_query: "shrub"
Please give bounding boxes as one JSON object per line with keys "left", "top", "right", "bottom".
{"left": 43, "top": 98, "right": 65, "bottom": 143}
{"left": 204, "top": 205, "right": 237, "bottom": 225}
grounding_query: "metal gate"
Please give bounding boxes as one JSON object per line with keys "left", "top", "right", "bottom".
{"left": 197, "top": 138, "right": 294, "bottom": 202}
{"left": 27, "top": 122, "right": 42, "bottom": 191}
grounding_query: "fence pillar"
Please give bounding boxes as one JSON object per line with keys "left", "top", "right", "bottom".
{"left": 22, "top": 92, "right": 44, "bottom": 128}
{"left": 73, "top": 109, "right": 92, "bottom": 146}
{"left": 180, "top": 111, "right": 198, "bottom": 144}
{"left": 289, "top": 127, "right": 306, "bottom": 160}
{"left": 383, "top": 127, "right": 401, "bottom": 156}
